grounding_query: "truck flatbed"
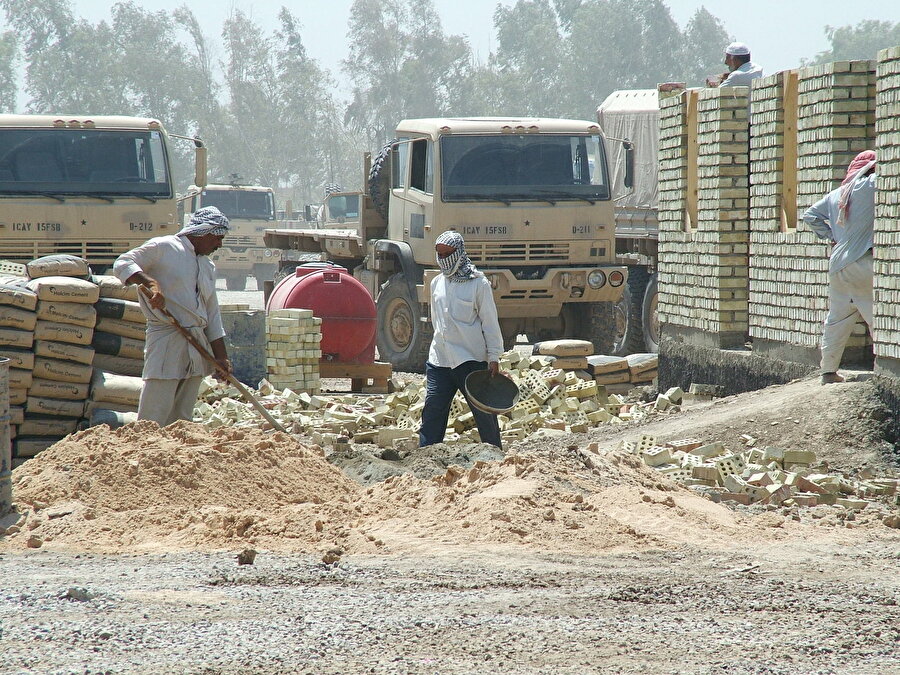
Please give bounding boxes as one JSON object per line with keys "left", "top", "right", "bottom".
{"left": 264, "top": 227, "right": 364, "bottom": 261}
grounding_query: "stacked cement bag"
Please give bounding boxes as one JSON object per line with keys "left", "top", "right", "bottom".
{"left": 533, "top": 339, "right": 660, "bottom": 393}
{"left": 90, "top": 275, "right": 145, "bottom": 377}
{"left": 18, "top": 258, "right": 99, "bottom": 459}
{"left": 83, "top": 370, "right": 140, "bottom": 429}
{"left": 0, "top": 275, "right": 38, "bottom": 465}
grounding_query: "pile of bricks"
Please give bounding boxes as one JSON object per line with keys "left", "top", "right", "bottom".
{"left": 619, "top": 433, "right": 898, "bottom": 511}
{"left": 194, "top": 348, "right": 676, "bottom": 449}
{"left": 265, "top": 309, "right": 322, "bottom": 394}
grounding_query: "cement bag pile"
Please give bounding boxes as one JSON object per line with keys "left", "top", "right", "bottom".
{"left": 90, "top": 275, "right": 145, "bottom": 377}
{"left": 18, "top": 259, "right": 99, "bottom": 462}
{"left": 0, "top": 274, "right": 38, "bottom": 462}
{"left": 533, "top": 339, "right": 658, "bottom": 392}
{"left": 85, "top": 275, "right": 145, "bottom": 429}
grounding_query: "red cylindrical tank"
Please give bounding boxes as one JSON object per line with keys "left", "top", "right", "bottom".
{"left": 266, "top": 263, "right": 377, "bottom": 364}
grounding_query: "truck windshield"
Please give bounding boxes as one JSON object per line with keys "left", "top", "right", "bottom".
{"left": 326, "top": 194, "right": 360, "bottom": 221}
{"left": 201, "top": 189, "right": 275, "bottom": 220}
{"left": 0, "top": 128, "right": 170, "bottom": 197}
{"left": 441, "top": 134, "right": 609, "bottom": 202}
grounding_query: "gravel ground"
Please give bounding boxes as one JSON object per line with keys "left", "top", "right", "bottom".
{"left": 1, "top": 542, "right": 898, "bottom": 674}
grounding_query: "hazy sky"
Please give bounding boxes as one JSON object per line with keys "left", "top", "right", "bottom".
{"left": 57, "top": 0, "right": 900, "bottom": 96}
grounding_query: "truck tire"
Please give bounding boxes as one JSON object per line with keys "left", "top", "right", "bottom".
{"left": 642, "top": 273, "right": 659, "bottom": 353}
{"left": 612, "top": 267, "right": 650, "bottom": 356}
{"left": 376, "top": 273, "right": 432, "bottom": 373}
{"left": 224, "top": 274, "right": 246, "bottom": 291}
{"left": 568, "top": 301, "right": 616, "bottom": 357}
{"left": 368, "top": 139, "right": 396, "bottom": 221}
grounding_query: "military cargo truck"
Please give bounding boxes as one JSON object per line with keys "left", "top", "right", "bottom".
{"left": 596, "top": 89, "right": 661, "bottom": 355}
{"left": 265, "top": 117, "right": 630, "bottom": 372}
{"left": 0, "top": 115, "right": 206, "bottom": 271}
{"left": 180, "top": 181, "right": 278, "bottom": 290}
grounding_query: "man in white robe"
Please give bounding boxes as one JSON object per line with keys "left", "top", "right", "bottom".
{"left": 114, "top": 206, "right": 233, "bottom": 424}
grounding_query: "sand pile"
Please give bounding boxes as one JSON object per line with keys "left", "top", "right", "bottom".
{"left": 4, "top": 422, "right": 364, "bottom": 553}
{"left": 353, "top": 448, "right": 754, "bottom": 554}
{"left": 3, "top": 423, "right": 892, "bottom": 556}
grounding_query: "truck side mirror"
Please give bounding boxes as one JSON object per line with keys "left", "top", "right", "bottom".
{"left": 623, "top": 140, "right": 634, "bottom": 189}
{"left": 194, "top": 142, "right": 208, "bottom": 188}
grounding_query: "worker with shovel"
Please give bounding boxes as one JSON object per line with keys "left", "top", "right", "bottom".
{"left": 114, "top": 206, "right": 233, "bottom": 425}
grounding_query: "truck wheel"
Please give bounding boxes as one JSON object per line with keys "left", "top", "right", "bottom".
{"left": 376, "top": 273, "right": 432, "bottom": 373}
{"left": 225, "top": 274, "right": 246, "bottom": 291}
{"left": 642, "top": 273, "right": 659, "bottom": 353}
{"left": 368, "top": 139, "right": 396, "bottom": 221}
{"left": 612, "top": 267, "right": 650, "bottom": 356}
{"left": 567, "top": 301, "right": 616, "bottom": 356}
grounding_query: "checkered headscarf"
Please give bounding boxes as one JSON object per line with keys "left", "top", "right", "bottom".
{"left": 180, "top": 206, "right": 230, "bottom": 237}
{"left": 435, "top": 230, "right": 478, "bottom": 282}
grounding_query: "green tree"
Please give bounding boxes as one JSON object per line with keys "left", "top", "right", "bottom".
{"left": 0, "top": 30, "right": 17, "bottom": 111}
{"left": 343, "top": 0, "right": 477, "bottom": 146}
{"left": 807, "top": 20, "right": 900, "bottom": 64}
{"left": 678, "top": 7, "right": 732, "bottom": 86}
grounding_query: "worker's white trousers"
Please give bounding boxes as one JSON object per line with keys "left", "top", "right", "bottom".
{"left": 138, "top": 376, "right": 204, "bottom": 426}
{"left": 820, "top": 252, "right": 873, "bottom": 374}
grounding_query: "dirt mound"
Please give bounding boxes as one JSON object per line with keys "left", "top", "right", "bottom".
{"left": 5, "top": 421, "right": 363, "bottom": 553}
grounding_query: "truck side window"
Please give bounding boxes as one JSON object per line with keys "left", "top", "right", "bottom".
{"left": 409, "top": 139, "right": 433, "bottom": 195}
{"left": 391, "top": 140, "right": 408, "bottom": 190}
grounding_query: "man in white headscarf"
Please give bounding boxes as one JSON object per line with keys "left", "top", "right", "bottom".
{"left": 114, "top": 206, "right": 233, "bottom": 424}
{"left": 419, "top": 230, "right": 504, "bottom": 449}
{"left": 709, "top": 42, "right": 763, "bottom": 88}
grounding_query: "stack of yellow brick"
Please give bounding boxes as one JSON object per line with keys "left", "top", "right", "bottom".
{"left": 265, "top": 309, "right": 322, "bottom": 394}
{"left": 875, "top": 46, "right": 900, "bottom": 364}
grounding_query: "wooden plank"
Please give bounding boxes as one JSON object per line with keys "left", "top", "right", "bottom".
{"left": 781, "top": 69, "right": 799, "bottom": 232}
{"left": 319, "top": 361, "right": 393, "bottom": 379}
{"left": 685, "top": 89, "right": 699, "bottom": 233}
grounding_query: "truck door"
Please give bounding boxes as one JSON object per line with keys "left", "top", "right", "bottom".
{"left": 395, "top": 138, "right": 432, "bottom": 247}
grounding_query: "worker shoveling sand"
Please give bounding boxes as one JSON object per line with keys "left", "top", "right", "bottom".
{"left": 4, "top": 418, "right": 895, "bottom": 556}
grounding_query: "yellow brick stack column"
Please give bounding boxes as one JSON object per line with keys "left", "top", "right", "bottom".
{"left": 265, "top": 309, "right": 322, "bottom": 394}
{"left": 874, "top": 46, "right": 900, "bottom": 377}
{"left": 658, "top": 86, "right": 751, "bottom": 350}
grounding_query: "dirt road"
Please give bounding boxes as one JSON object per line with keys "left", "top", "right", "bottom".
{"left": 1, "top": 538, "right": 898, "bottom": 674}
{"left": 0, "top": 375, "right": 897, "bottom": 673}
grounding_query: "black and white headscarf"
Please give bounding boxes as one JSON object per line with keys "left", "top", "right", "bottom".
{"left": 180, "top": 206, "right": 230, "bottom": 237}
{"left": 435, "top": 230, "right": 478, "bottom": 282}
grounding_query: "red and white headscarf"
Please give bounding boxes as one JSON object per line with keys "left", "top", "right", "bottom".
{"left": 838, "top": 150, "right": 876, "bottom": 225}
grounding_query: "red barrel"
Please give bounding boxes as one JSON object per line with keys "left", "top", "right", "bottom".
{"left": 266, "top": 263, "right": 377, "bottom": 363}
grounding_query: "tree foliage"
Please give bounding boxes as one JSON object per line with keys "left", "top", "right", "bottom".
{"left": 807, "top": 20, "right": 900, "bottom": 65}
{"left": 2, "top": 0, "right": 893, "bottom": 204}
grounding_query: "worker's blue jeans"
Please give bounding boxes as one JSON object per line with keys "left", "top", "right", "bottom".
{"left": 419, "top": 360, "right": 502, "bottom": 449}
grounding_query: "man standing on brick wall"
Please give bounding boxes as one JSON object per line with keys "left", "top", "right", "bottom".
{"left": 802, "top": 151, "right": 876, "bottom": 385}
{"left": 707, "top": 42, "right": 763, "bottom": 88}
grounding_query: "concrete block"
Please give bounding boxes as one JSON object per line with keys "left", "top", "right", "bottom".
{"left": 690, "top": 441, "right": 727, "bottom": 458}
{"left": 836, "top": 497, "right": 868, "bottom": 510}
{"left": 641, "top": 446, "right": 673, "bottom": 467}
{"left": 668, "top": 438, "right": 703, "bottom": 452}
{"left": 783, "top": 449, "right": 817, "bottom": 464}
{"left": 663, "top": 386, "right": 683, "bottom": 405}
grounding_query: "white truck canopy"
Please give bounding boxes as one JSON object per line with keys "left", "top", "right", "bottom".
{"left": 596, "top": 89, "right": 659, "bottom": 211}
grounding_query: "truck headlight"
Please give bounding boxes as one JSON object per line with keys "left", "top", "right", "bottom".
{"left": 264, "top": 249, "right": 273, "bottom": 257}
{"left": 587, "top": 270, "right": 606, "bottom": 289}
{"left": 608, "top": 270, "right": 625, "bottom": 287}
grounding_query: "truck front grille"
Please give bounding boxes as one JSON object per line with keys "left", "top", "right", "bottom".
{"left": 224, "top": 235, "right": 258, "bottom": 247}
{"left": 467, "top": 242, "right": 570, "bottom": 264}
{"left": 0, "top": 241, "right": 132, "bottom": 266}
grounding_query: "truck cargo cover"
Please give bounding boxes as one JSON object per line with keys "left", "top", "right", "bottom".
{"left": 596, "top": 89, "right": 659, "bottom": 210}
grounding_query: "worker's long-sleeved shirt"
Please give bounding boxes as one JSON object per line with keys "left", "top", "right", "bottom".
{"left": 802, "top": 173, "right": 875, "bottom": 275}
{"left": 720, "top": 62, "right": 764, "bottom": 88}
{"left": 113, "top": 234, "right": 225, "bottom": 379}
{"left": 428, "top": 273, "right": 503, "bottom": 369}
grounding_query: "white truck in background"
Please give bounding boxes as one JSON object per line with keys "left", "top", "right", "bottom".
{"left": 596, "top": 88, "right": 661, "bottom": 356}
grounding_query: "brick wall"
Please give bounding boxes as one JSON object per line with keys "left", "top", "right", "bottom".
{"left": 748, "top": 61, "right": 876, "bottom": 364}
{"left": 659, "top": 55, "right": 897, "bottom": 373}
{"left": 657, "top": 87, "right": 750, "bottom": 349}
{"left": 874, "top": 46, "right": 900, "bottom": 375}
